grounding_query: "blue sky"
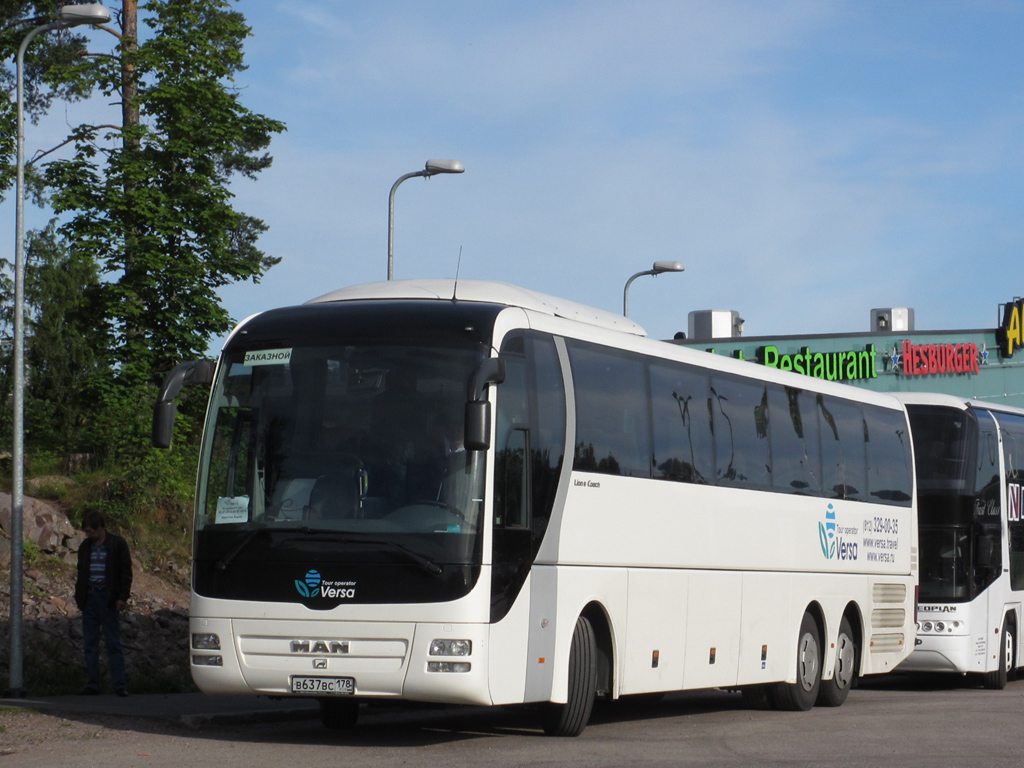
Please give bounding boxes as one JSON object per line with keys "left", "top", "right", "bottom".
{"left": 7, "top": 1, "right": 1024, "bottom": 349}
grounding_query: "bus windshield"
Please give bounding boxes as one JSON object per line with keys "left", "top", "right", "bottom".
{"left": 907, "top": 405, "right": 1001, "bottom": 602}
{"left": 193, "top": 339, "right": 488, "bottom": 604}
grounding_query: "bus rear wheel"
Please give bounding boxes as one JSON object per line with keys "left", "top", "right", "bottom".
{"left": 319, "top": 697, "right": 360, "bottom": 729}
{"left": 983, "top": 619, "right": 1014, "bottom": 690}
{"left": 772, "top": 612, "right": 821, "bottom": 711}
{"left": 817, "top": 616, "right": 857, "bottom": 707}
{"left": 540, "top": 615, "right": 598, "bottom": 737}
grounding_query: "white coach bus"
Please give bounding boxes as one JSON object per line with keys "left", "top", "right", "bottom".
{"left": 154, "top": 280, "right": 917, "bottom": 736}
{"left": 894, "top": 393, "right": 1024, "bottom": 688}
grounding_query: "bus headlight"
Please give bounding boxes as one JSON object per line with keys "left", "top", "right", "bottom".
{"left": 427, "top": 662, "right": 471, "bottom": 673}
{"left": 921, "top": 622, "right": 933, "bottom": 633}
{"left": 192, "top": 633, "right": 221, "bottom": 650}
{"left": 430, "top": 639, "right": 472, "bottom": 656}
{"left": 192, "top": 654, "right": 223, "bottom": 666}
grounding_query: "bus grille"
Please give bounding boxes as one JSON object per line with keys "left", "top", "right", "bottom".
{"left": 872, "top": 583, "right": 907, "bottom": 604}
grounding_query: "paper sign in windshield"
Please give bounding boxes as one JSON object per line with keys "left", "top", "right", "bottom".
{"left": 216, "top": 496, "right": 250, "bottom": 524}
{"left": 244, "top": 348, "right": 292, "bottom": 366}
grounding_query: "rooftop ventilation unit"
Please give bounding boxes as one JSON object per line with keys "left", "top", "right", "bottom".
{"left": 870, "top": 308, "right": 914, "bottom": 333}
{"left": 688, "top": 310, "right": 744, "bottom": 341}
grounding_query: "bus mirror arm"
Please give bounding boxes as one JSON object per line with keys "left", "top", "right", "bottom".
{"left": 464, "top": 358, "right": 506, "bottom": 451}
{"left": 152, "top": 360, "right": 216, "bottom": 449}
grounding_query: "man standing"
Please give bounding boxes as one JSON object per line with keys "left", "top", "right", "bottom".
{"left": 74, "top": 511, "right": 133, "bottom": 696}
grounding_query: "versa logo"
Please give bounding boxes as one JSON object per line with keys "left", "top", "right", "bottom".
{"left": 295, "top": 569, "right": 322, "bottom": 597}
{"left": 293, "top": 569, "right": 358, "bottom": 599}
{"left": 819, "top": 504, "right": 837, "bottom": 559}
{"left": 818, "top": 503, "right": 859, "bottom": 561}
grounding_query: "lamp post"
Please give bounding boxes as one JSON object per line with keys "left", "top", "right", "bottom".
{"left": 387, "top": 159, "right": 464, "bottom": 280}
{"left": 623, "top": 260, "right": 684, "bottom": 317}
{"left": 8, "top": 2, "right": 111, "bottom": 698}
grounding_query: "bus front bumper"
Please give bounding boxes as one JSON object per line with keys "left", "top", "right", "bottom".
{"left": 189, "top": 617, "right": 493, "bottom": 705}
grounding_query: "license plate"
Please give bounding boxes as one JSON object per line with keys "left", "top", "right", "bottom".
{"left": 291, "top": 676, "right": 355, "bottom": 695}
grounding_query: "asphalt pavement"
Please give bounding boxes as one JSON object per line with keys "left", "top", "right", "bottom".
{"left": 0, "top": 691, "right": 319, "bottom": 727}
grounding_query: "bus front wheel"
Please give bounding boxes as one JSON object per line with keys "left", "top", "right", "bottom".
{"left": 772, "top": 612, "right": 821, "bottom": 711}
{"left": 539, "top": 615, "right": 598, "bottom": 737}
{"left": 983, "top": 619, "right": 1014, "bottom": 690}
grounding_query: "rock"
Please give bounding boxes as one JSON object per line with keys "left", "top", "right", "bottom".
{"left": 0, "top": 493, "right": 77, "bottom": 553}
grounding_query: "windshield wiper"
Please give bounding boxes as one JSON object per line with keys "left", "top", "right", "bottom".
{"left": 216, "top": 528, "right": 269, "bottom": 571}
{"left": 277, "top": 529, "right": 444, "bottom": 577}
{"left": 349, "top": 536, "right": 444, "bottom": 577}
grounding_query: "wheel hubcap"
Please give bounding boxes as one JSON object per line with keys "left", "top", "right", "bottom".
{"left": 835, "top": 633, "right": 855, "bottom": 689}
{"left": 798, "top": 632, "right": 820, "bottom": 691}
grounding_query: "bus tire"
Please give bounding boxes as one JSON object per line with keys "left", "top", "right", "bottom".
{"left": 772, "top": 612, "right": 821, "bottom": 711}
{"left": 540, "top": 615, "right": 598, "bottom": 737}
{"left": 816, "top": 616, "right": 857, "bottom": 707}
{"left": 319, "top": 698, "right": 359, "bottom": 729}
{"left": 983, "top": 619, "right": 1013, "bottom": 690}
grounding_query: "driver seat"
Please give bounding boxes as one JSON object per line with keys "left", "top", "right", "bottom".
{"left": 307, "top": 460, "right": 366, "bottom": 521}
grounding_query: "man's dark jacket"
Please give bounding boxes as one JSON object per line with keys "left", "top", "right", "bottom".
{"left": 75, "top": 533, "right": 133, "bottom": 611}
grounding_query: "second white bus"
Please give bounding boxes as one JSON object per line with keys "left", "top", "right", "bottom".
{"left": 895, "top": 392, "right": 1023, "bottom": 688}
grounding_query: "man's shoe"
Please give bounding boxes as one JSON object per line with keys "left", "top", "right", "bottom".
{"left": 78, "top": 687, "right": 100, "bottom": 696}
{"left": 115, "top": 688, "right": 129, "bottom": 698}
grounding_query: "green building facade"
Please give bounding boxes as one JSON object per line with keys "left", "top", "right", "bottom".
{"left": 674, "top": 300, "right": 1024, "bottom": 408}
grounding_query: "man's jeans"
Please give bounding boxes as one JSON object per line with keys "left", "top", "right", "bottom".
{"left": 82, "top": 591, "right": 126, "bottom": 691}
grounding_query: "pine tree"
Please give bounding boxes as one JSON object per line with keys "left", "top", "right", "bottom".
{"left": 1, "top": 0, "right": 285, "bottom": 387}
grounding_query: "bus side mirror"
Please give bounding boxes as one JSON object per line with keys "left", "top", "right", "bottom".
{"left": 152, "top": 360, "right": 216, "bottom": 448}
{"left": 464, "top": 358, "right": 505, "bottom": 451}
{"left": 465, "top": 401, "right": 491, "bottom": 451}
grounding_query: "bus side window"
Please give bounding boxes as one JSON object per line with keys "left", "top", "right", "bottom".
{"left": 709, "top": 373, "right": 771, "bottom": 490}
{"left": 767, "top": 384, "right": 822, "bottom": 496}
{"left": 998, "top": 414, "right": 1024, "bottom": 590}
{"left": 569, "top": 341, "right": 650, "bottom": 478}
{"left": 494, "top": 343, "right": 529, "bottom": 528}
{"left": 818, "top": 395, "right": 867, "bottom": 501}
{"left": 863, "top": 406, "right": 913, "bottom": 505}
{"left": 497, "top": 428, "right": 530, "bottom": 528}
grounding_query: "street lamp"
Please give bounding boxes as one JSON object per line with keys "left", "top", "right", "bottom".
{"left": 387, "top": 159, "right": 465, "bottom": 280}
{"left": 623, "top": 260, "right": 684, "bottom": 317}
{"left": 8, "top": 2, "right": 111, "bottom": 698}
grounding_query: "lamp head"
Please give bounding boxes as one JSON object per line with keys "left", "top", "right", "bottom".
{"left": 56, "top": 3, "right": 111, "bottom": 27}
{"left": 652, "top": 260, "right": 684, "bottom": 274}
{"left": 424, "top": 159, "right": 465, "bottom": 176}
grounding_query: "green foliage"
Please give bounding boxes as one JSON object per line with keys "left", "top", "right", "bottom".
{"left": 0, "top": 1, "right": 280, "bottom": 555}
{"left": 23, "top": 222, "right": 109, "bottom": 454}
{"left": 42, "top": 0, "right": 285, "bottom": 385}
{"left": 22, "top": 537, "right": 41, "bottom": 565}
{"left": 72, "top": 382, "right": 202, "bottom": 528}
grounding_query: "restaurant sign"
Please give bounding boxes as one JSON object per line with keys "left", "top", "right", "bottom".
{"left": 894, "top": 340, "right": 980, "bottom": 377}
